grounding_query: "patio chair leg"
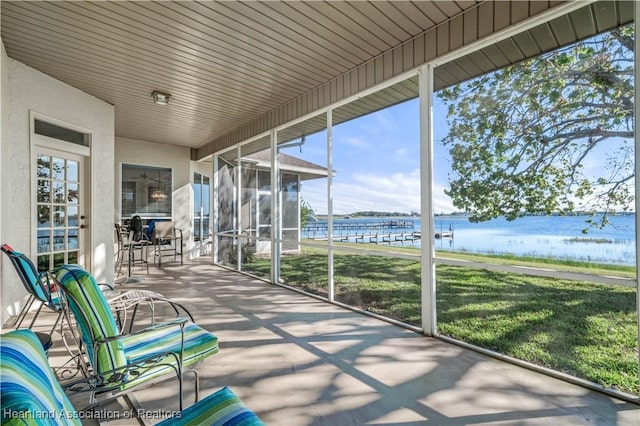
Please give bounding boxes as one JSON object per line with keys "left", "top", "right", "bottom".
{"left": 27, "top": 302, "right": 45, "bottom": 329}
{"left": 49, "top": 311, "right": 63, "bottom": 335}
{"left": 128, "top": 304, "right": 139, "bottom": 334}
{"left": 178, "top": 367, "right": 184, "bottom": 411}
{"left": 186, "top": 368, "right": 200, "bottom": 403}
{"left": 13, "top": 295, "right": 35, "bottom": 329}
{"left": 128, "top": 247, "right": 133, "bottom": 277}
{"left": 116, "top": 248, "right": 124, "bottom": 276}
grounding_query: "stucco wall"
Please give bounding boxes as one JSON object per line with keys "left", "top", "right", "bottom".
{"left": 115, "top": 137, "right": 193, "bottom": 255}
{"left": 1, "top": 56, "right": 114, "bottom": 325}
{"left": 0, "top": 40, "right": 7, "bottom": 329}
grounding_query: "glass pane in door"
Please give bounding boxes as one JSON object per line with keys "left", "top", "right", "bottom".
{"left": 36, "top": 153, "right": 82, "bottom": 271}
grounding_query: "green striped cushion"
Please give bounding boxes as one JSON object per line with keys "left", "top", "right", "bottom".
{"left": 0, "top": 332, "right": 258, "bottom": 426}
{"left": 55, "top": 264, "right": 219, "bottom": 392}
{"left": 1, "top": 329, "right": 81, "bottom": 426}
{"left": 55, "top": 265, "right": 126, "bottom": 377}
{"left": 156, "top": 386, "right": 265, "bottom": 426}
{"left": 122, "top": 320, "right": 219, "bottom": 365}
{"left": 118, "top": 320, "right": 219, "bottom": 389}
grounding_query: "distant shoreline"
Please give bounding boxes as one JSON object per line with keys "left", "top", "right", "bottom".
{"left": 316, "top": 211, "right": 637, "bottom": 220}
{"left": 303, "top": 214, "right": 636, "bottom": 266}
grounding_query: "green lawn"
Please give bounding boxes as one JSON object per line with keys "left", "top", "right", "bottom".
{"left": 242, "top": 249, "right": 639, "bottom": 395}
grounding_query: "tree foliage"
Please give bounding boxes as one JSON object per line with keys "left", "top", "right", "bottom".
{"left": 438, "top": 24, "right": 634, "bottom": 229}
{"left": 300, "top": 199, "right": 316, "bottom": 229}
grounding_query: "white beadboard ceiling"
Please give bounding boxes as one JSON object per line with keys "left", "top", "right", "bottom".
{"left": 1, "top": 1, "right": 632, "bottom": 154}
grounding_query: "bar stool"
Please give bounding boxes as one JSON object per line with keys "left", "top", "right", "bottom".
{"left": 115, "top": 224, "right": 150, "bottom": 277}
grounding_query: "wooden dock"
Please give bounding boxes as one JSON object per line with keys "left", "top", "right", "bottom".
{"left": 304, "top": 219, "right": 415, "bottom": 235}
{"left": 301, "top": 219, "right": 454, "bottom": 245}
{"left": 315, "top": 232, "right": 421, "bottom": 244}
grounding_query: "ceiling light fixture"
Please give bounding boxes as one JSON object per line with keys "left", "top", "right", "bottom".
{"left": 151, "top": 90, "right": 171, "bottom": 105}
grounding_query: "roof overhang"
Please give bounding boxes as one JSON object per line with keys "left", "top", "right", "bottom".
{"left": 1, "top": 1, "right": 632, "bottom": 156}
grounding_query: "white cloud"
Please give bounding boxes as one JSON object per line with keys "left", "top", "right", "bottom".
{"left": 300, "top": 169, "right": 457, "bottom": 215}
{"left": 432, "top": 182, "right": 456, "bottom": 214}
{"left": 342, "top": 137, "right": 370, "bottom": 148}
{"left": 394, "top": 147, "right": 409, "bottom": 158}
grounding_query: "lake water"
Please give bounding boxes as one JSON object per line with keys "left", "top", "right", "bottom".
{"left": 303, "top": 214, "right": 637, "bottom": 266}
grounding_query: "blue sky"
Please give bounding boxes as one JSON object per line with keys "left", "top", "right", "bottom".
{"left": 280, "top": 93, "right": 631, "bottom": 216}
{"left": 281, "top": 97, "right": 455, "bottom": 215}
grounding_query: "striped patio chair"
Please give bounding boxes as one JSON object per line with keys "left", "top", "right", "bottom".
{"left": 53, "top": 264, "right": 219, "bottom": 410}
{"left": 1, "top": 329, "right": 264, "bottom": 426}
{"left": 1, "top": 243, "right": 62, "bottom": 334}
{"left": 1, "top": 243, "right": 195, "bottom": 335}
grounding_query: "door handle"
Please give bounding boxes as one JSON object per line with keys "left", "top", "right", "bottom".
{"left": 80, "top": 225, "right": 87, "bottom": 229}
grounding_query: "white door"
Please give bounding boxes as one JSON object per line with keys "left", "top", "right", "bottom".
{"left": 36, "top": 150, "right": 87, "bottom": 271}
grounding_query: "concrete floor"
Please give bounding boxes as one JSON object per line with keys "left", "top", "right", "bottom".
{"left": 31, "top": 260, "right": 640, "bottom": 425}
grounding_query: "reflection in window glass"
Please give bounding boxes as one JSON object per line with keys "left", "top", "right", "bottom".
{"left": 53, "top": 253, "right": 65, "bottom": 269}
{"left": 203, "top": 177, "right": 210, "bottom": 215}
{"left": 36, "top": 153, "right": 81, "bottom": 271}
{"left": 37, "top": 255, "right": 49, "bottom": 272}
{"left": 34, "top": 119, "right": 90, "bottom": 147}
{"left": 67, "top": 183, "right": 79, "bottom": 203}
{"left": 52, "top": 158, "right": 64, "bottom": 180}
{"left": 68, "top": 251, "right": 78, "bottom": 265}
{"left": 121, "top": 164, "right": 172, "bottom": 219}
{"left": 52, "top": 182, "right": 65, "bottom": 203}
{"left": 38, "top": 206, "right": 50, "bottom": 227}
{"left": 67, "top": 160, "right": 79, "bottom": 182}
{"left": 68, "top": 229, "right": 79, "bottom": 250}
{"left": 68, "top": 206, "right": 78, "bottom": 226}
{"left": 37, "top": 180, "right": 50, "bottom": 203}
{"left": 258, "top": 194, "right": 271, "bottom": 228}
{"left": 53, "top": 229, "right": 65, "bottom": 251}
{"left": 53, "top": 206, "right": 65, "bottom": 227}
{"left": 258, "top": 171, "right": 271, "bottom": 191}
{"left": 37, "top": 230, "right": 50, "bottom": 253}
{"left": 37, "top": 155, "right": 51, "bottom": 178}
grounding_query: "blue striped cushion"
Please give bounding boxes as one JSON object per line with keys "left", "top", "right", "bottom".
{"left": 156, "top": 387, "right": 265, "bottom": 426}
{"left": 122, "top": 320, "right": 219, "bottom": 364}
{"left": 1, "top": 331, "right": 255, "bottom": 426}
{"left": 10, "top": 250, "right": 53, "bottom": 304}
{"left": 55, "top": 265, "right": 126, "bottom": 378}
{"left": 118, "top": 320, "right": 219, "bottom": 389}
{"left": 1, "top": 329, "right": 81, "bottom": 426}
{"left": 55, "top": 264, "right": 219, "bottom": 392}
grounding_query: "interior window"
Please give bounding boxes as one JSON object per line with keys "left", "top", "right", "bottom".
{"left": 121, "top": 164, "right": 172, "bottom": 220}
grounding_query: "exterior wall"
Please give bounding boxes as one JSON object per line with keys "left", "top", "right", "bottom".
{"left": 1, "top": 56, "right": 115, "bottom": 325}
{"left": 0, "top": 40, "right": 7, "bottom": 329}
{"left": 191, "top": 160, "right": 212, "bottom": 182}
{"left": 115, "top": 138, "right": 193, "bottom": 256}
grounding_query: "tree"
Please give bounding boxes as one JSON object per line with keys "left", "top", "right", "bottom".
{"left": 437, "top": 24, "right": 634, "bottom": 230}
{"left": 300, "top": 199, "right": 316, "bottom": 229}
